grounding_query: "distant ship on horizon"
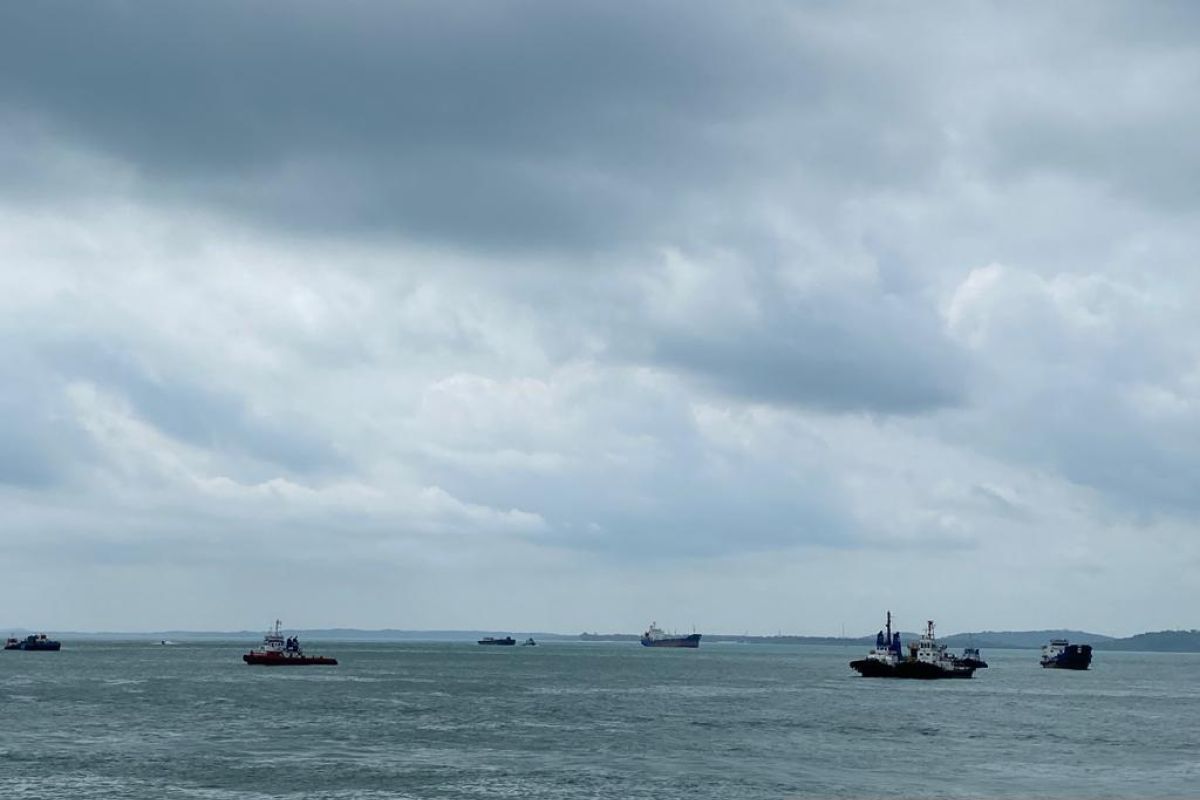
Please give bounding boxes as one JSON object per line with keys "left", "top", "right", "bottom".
{"left": 640, "top": 621, "right": 701, "bottom": 648}
{"left": 478, "top": 636, "right": 516, "bottom": 646}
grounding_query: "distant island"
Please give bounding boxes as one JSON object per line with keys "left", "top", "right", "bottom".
{"left": 6, "top": 627, "right": 1200, "bottom": 652}
{"left": 1093, "top": 630, "right": 1200, "bottom": 652}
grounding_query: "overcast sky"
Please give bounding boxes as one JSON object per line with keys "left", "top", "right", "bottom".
{"left": 2, "top": 2, "right": 1198, "bottom": 635}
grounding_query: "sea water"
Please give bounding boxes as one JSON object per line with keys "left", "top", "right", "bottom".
{"left": 1, "top": 641, "right": 1197, "bottom": 798}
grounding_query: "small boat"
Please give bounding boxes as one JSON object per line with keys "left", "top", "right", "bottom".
{"left": 640, "top": 621, "right": 701, "bottom": 648}
{"left": 520, "top": 637, "right": 537, "bottom": 646}
{"left": 850, "top": 613, "right": 976, "bottom": 679}
{"left": 955, "top": 646, "right": 989, "bottom": 669}
{"left": 4, "top": 634, "right": 61, "bottom": 651}
{"left": 1040, "top": 639, "right": 1092, "bottom": 670}
{"left": 242, "top": 621, "right": 337, "bottom": 666}
{"left": 478, "top": 636, "right": 516, "bottom": 646}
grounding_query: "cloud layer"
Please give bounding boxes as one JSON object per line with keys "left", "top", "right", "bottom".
{"left": 2, "top": 1, "right": 1199, "bottom": 634}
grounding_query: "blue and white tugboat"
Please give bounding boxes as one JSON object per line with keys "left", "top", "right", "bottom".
{"left": 1040, "top": 639, "right": 1092, "bottom": 670}
{"left": 640, "top": 621, "right": 701, "bottom": 648}
{"left": 850, "top": 613, "right": 976, "bottom": 679}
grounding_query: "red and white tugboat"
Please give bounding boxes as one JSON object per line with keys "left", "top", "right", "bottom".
{"left": 242, "top": 620, "right": 337, "bottom": 666}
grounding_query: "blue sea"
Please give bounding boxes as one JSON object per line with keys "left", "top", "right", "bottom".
{"left": 2, "top": 641, "right": 1198, "bottom": 798}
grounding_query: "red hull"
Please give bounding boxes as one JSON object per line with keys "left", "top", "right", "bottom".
{"left": 243, "top": 652, "right": 337, "bottom": 666}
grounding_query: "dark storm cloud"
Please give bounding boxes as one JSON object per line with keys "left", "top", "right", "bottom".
{"left": 0, "top": 1, "right": 984, "bottom": 417}
{"left": 0, "top": 1, "right": 933, "bottom": 250}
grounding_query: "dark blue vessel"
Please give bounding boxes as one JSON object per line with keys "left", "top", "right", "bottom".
{"left": 1040, "top": 639, "right": 1092, "bottom": 670}
{"left": 478, "top": 636, "right": 516, "bottom": 646}
{"left": 4, "top": 634, "right": 61, "bottom": 651}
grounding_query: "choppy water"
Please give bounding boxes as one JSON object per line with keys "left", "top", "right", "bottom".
{"left": 1, "top": 642, "right": 1198, "bottom": 798}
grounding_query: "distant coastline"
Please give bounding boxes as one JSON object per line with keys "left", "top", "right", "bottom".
{"left": 4, "top": 627, "right": 1200, "bottom": 652}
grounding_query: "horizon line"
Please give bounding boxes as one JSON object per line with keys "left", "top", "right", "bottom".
{"left": 3, "top": 625, "right": 1172, "bottom": 639}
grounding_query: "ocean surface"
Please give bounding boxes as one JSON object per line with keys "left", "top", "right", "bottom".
{"left": 2, "top": 641, "right": 1198, "bottom": 798}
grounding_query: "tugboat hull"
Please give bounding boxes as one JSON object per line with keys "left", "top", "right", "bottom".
{"left": 243, "top": 652, "right": 337, "bottom": 666}
{"left": 850, "top": 658, "right": 975, "bottom": 679}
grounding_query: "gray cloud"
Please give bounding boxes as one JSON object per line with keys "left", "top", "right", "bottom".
{"left": 648, "top": 287, "right": 966, "bottom": 414}
{"left": 410, "top": 380, "right": 857, "bottom": 558}
{"left": 1, "top": 2, "right": 1199, "bottom": 633}
{"left": 0, "top": 1, "right": 942, "bottom": 251}
{"left": 43, "top": 341, "right": 347, "bottom": 479}
{"left": 0, "top": 350, "right": 94, "bottom": 489}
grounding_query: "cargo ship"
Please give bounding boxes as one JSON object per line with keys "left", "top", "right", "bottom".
{"left": 850, "top": 613, "right": 976, "bottom": 679}
{"left": 1040, "top": 639, "right": 1092, "bottom": 670}
{"left": 640, "top": 621, "right": 701, "bottom": 648}
{"left": 242, "top": 621, "right": 337, "bottom": 665}
{"left": 478, "top": 636, "right": 516, "bottom": 646}
{"left": 4, "top": 634, "right": 61, "bottom": 651}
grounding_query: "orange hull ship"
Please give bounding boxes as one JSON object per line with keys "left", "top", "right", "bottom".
{"left": 243, "top": 620, "right": 337, "bottom": 666}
